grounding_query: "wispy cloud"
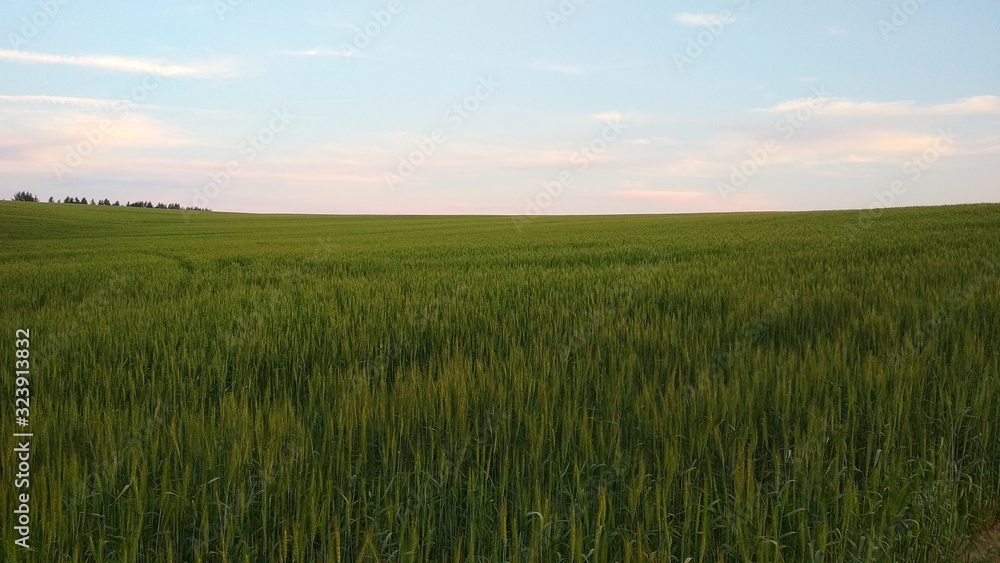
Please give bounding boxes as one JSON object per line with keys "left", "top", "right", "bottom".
{"left": 0, "top": 49, "right": 235, "bottom": 78}
{"left": 615, "top": 189, "right": 705, "bottom": 201}
{"left": 689, "top": 128, "right": 957, "bottom": 172}
{"left": 530, "top": 62, "right": 589, "bottom": 76}
{"left": 285, "top": 48, "right": 361, "bottom": 59}
{"left": 610, "top": 184, "right": 780, "bottom": 212}
{"left": 592, "top": 111, "right": 624, "bottom": 122}
{"left": 306, "top": 15, "right": 361, "bottom": 31}
{"left": 0, "top": 95, "right": 126, "bottom": 110}
{"left": 522, "top": 60, "right": 643, "bottom": 76}
{"left": 674, "top": 13, "right": 732, "bottom": 27}
{"left": 756, "top": 95, "right": 1000, "bottom": 117}
{"left": 929, "top": 95, "right": 1000, "bottom": 115}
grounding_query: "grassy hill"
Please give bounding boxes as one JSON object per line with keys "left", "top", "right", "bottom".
{"left": 1, "top": 201, "right": 998, "bottom": 561}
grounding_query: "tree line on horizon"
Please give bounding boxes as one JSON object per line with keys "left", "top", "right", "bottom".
{"left": 12, "top": 191, "right": 209, "bottom": 211}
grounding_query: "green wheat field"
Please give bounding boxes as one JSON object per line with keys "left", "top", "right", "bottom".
{"left": 1, "top": 201, "right": 998, "bottom": 562}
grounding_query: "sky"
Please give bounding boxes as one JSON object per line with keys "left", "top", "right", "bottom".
{"left": 1, "top": 1, "right": 998, "bottom": 215}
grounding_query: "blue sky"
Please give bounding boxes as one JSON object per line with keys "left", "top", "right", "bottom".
{"left": 1, "top": 1, "right": 998, "bottom": 214}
